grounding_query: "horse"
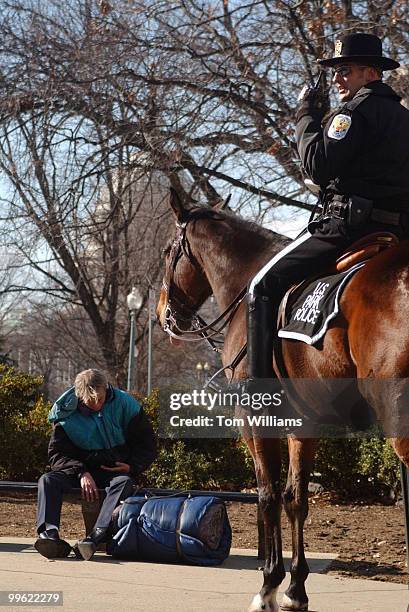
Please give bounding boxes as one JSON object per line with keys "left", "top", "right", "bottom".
{"left": 156, "top": 188, "right": 409, "bottom": 612}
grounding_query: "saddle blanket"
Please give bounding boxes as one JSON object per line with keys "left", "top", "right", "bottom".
{"left": 278, "top": 262, "right": 365, "bottom": 345}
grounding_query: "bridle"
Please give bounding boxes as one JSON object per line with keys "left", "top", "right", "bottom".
{"left": 161, "top": 212, "right": 247, "bottom": 356}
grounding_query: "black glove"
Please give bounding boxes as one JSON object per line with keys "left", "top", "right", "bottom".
{"left": 296, "top": 86, "right": 329, "bottom": 123}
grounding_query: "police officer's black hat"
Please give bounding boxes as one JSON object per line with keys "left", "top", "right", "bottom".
{"left": 318, "top": 33, "right": 400, "bottom": 71}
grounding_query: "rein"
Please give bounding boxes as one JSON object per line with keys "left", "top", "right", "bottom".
{"left": 163, "top": 285, "right": 247, "bottom": 343}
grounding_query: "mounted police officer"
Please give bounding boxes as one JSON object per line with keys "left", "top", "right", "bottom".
{"left": 247, "top": 32, "right": 409, "bottom": 383}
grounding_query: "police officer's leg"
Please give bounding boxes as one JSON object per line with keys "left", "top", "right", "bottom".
{"left": 75, "top": 474, "right": 134, "bottom": 561}
{"left": 247, "top": 287, "right": 275, "bottom": 379}
{"left": 35, "top": 471, "right": 76, "bottom": 558}
{"left": 247, "top": 216, "right": 358, "bottom": 381}
{"left": 247, "top": 230, "right": 314, "bottom": 380}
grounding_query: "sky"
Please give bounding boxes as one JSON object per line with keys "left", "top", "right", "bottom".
{"left": 266, "top": 207, "right": 309, "bottom": 239}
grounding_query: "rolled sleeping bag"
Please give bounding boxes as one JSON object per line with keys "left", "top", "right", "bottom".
{"left": 107, "top": 494, "right": 232, "bottom": 566}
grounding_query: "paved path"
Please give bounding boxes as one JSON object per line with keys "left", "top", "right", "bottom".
{"left": 0, "top": 538, "right": 407, "bottom": 611}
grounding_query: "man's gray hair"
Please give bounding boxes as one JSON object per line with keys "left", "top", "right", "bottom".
{"left": 74, "top": 369, "right": 108, "bottom": 403}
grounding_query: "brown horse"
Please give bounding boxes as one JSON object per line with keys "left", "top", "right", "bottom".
{"left": 157, "top": 189, "right": 409, "bottom": 612}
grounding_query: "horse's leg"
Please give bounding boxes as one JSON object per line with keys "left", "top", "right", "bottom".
{"left": 281, "top": 438, "right": 315, "bottom": 611}
{"left": 246, "top": 437, "right": 285, "bottom": 612}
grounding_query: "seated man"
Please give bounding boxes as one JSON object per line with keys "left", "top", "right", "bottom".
{"left": 35, "top": 368, "right": 157, "bottom": 560}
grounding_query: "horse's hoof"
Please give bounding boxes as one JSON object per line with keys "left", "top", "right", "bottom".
{"left": 280, "top": 593, "right": 308, "bottom": 610}
{"left": 248, "top": 592, "right": 279, "bottom": 612}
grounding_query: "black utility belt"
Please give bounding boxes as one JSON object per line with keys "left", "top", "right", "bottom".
{"left": 326, "top": 195, "right": 405, "bottom": 227}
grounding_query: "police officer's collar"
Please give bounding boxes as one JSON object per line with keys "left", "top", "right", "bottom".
{"left": 353, "top": 80, "right": 401, "bottom": 102}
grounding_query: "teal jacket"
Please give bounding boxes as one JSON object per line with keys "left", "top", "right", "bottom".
{"left": 48, "top": 385, "right": 141, "bottom": 450}
{"left": 47, "top": 386, "right": 157, "bottom": 478}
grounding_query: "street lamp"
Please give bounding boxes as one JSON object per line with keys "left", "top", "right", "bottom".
{"left": 196, "top": 362, "right": 203, "bottom": 384}
{"left": 196, "top": 361, "right": 210, "bottom": 386}
{"left": 127, "top": 286, "right": 143, "bottom": 391}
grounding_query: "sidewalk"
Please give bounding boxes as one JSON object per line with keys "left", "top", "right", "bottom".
{"left": 0, "top": 537, "right": 407, "bottom": 611}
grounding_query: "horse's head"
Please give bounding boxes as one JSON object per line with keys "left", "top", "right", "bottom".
{"left": 157, "top": 189, "right": 227, "bottom": 345}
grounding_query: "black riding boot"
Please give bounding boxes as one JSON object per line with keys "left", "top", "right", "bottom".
{"left": 227, "top": 293, "right": 278, "bottom": 394}
{"left": 247, "top": 294, "right": 275, "bottom": 380}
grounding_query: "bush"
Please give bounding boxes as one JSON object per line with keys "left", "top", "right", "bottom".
{"left": 142, "top": 389, "right": 401, "bottom": 497}
{"left": 1, "top": 379, "right": 401, "bottom": 497}
{"left": 145, "top": 438, "right": 256, "bottom": 490}
{"left": 141, "top": 389, "right": 255, "bottom": 490}
{"left": 314, "top": 437, "right": 400, "bottom": 498}
{"left": 0, "top": 365, "right": 51, "bottom": 480}
{"left": 358, "top": 437, "right": 401, "bottom": 497}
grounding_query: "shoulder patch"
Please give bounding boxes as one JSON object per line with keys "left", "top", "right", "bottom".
{"left": 327, "top": 113, "right": 352, "bottom": 140}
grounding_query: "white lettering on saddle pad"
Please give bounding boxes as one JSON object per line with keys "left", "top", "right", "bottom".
{"left": 327, "top": 113, "right": 351, "bottom": 140}
{"left": 293, "top": 281, "right": 330, "bottom": 325}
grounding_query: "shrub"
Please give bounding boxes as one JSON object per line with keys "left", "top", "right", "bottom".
{"left": 1, "top": 379, "right": 400, "bottom": 497}
{"left": 314, "top": 437, "right": 400, "bottom": 498}
{"left": 141, "top": 389, "right": 255, "bottom": 490}
{"left": 144, "top": 437, "right": 256, "bottom": 490}
{"left": 358, "top": 437, "right": 400, "bottom": 497}
{"left": 0, "top": 365, "right": 51, "bottom": 480}
{"left": 143, "top": 390, "right": 401, "bottom": 497}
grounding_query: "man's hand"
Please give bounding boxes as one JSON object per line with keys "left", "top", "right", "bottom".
{"left": 296, "top": 86, "right": 329, "bottom": 122}
{"left": 80, "top": 472, "right": 99, "bottom": 502}
{"left": 101, "top": 461, "right": 130, "bottom": 474}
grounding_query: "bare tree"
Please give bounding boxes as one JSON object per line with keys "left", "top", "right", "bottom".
{"left": 0, "top": 1, "right": 406, "bottom": 209}
{"left": 0, "top": 0, "right": 407, "bottom": 381}
{"left": 0, "top": 98, "right": 175, "bottom": 381}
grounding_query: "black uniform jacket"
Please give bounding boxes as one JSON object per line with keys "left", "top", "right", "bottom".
{"left": 48, "top": 407, "right": 157, "bottom": 480}
{"left": 296, "top": 81, "right": 409, "bottom": 207}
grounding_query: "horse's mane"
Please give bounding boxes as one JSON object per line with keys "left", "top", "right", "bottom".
{"left": 163, "top": 205, "right": 291, "bottom": 262}
{"left": 186, "top": 206, "right": 291, "bottom": 252}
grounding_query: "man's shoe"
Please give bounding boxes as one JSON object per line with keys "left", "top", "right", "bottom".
{"left": 34, "top": 529, "right": 71, "bottom": 559}
{"left": 74, "top": 537, "right": 97, "bottom": 561}
{"left": 74, "top": 527, "right": 108, "bottom": 561}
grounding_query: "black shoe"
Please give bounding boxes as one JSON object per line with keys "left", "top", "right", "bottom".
{"left": 34, "top": 529, "right": 72, "bottom": 559}
{"left": 74, "top": 527, "right": 108, "bottom": 561}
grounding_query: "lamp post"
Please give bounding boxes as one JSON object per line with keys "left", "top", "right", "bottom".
{"left": 400, "top": 462, "right": 409, "bottom": 573}
{"left": 203, "top": 362, "right": 210, "bottom": 382}
{"left": 147, "top": 287, "right": 155, "bottom": 396}
{"left": 127, "top": 286, "right": 143, "bottom": 392}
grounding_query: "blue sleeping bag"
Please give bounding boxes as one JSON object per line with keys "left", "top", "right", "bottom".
{"left": 107, "top": 494, "right": 232, "bottom": 566}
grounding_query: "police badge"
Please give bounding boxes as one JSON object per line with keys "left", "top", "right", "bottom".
{"left": 327, "top": 114, "right": 352, "bottom": 140}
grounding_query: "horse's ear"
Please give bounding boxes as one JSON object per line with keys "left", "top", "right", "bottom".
{"left": 213, "top": 194, "right": 232, "bottom": 211}
{"left": 169, "top": 188, "right": 190, "bottom": 222}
